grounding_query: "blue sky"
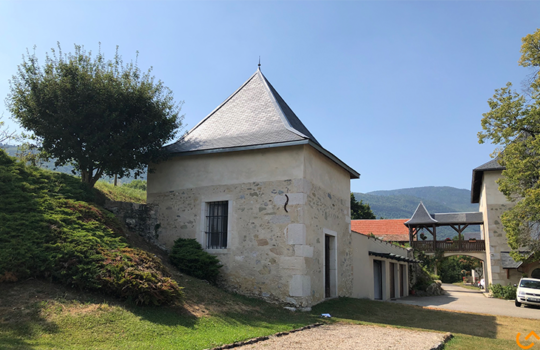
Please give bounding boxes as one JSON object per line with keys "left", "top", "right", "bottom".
{"left": 1, "top": 1, "right": 539, "bottom": 193}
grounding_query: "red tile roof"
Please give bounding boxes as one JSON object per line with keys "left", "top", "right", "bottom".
{"left": 351, "top": 219, "right": 409, "bottom": 242}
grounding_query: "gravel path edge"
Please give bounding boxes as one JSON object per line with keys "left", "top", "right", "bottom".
{"left": 430, "top": 332, "right": 453, "bottom": 350}
{"left": 206, "top": 323, "right": 324, "bottom": 350}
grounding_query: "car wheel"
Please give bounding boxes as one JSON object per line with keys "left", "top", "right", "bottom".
{"left": 515, "top": 300, "right": 522, "bottom": 307}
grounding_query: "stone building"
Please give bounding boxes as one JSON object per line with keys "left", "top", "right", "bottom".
{"left": 147, "top": 68, "right": 414, "bottom": 307}
{"left": 471, "top": 159, "right": 540, "bottom": 285}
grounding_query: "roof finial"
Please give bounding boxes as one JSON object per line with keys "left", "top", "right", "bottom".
{"left": 258, "top": 56, "right": 261, "bottom": 70}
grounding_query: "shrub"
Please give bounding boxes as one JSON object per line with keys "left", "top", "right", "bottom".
{"left": 123, "top": 179, "right": 147, "bottom": 192}
{"left": 490, "top": 283, "right": 517, "bottom": 300}
{"left": 0, "top": 150, "right": 182, "bottom": 305}
{"left": 412, "top": 266, "right": 436, "bottom": 291}
{"left": 169, "top": 238, "right": 222, "bottom": 284}
{"left": 99, "top": 247, "right": 183, "bottom": 305}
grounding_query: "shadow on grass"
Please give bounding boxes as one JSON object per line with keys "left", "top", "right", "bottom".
{"left": 312, "top": 297, "right": 500, "bottom": 339}
{"left": 126, "top": 304, "right": 199, "bottom": 328}
{"left": 0, "top": 302, "right": 60, "bottom": 350}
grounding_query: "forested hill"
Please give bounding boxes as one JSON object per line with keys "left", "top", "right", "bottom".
{"left": 353, "top": 186, "right": 479, "bottom": 220}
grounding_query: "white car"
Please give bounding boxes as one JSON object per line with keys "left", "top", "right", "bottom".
{"left": 515, "top": 278, "right": 540, "bottom": 307}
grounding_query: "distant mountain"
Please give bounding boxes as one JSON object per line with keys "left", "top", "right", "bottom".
{"left": 366, "top": 187, "right": 478, "bottom": 213}
{"left": 353, "top": 186, "right": 480, "bottom": 239}
{"left": 0, "top": 144, "right": 146, "bottom": 183}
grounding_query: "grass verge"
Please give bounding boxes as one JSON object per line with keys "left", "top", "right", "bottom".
{"left": 1, "top": 279, "right": 540, "bottom": 350}
{"left": 94, "top": 181, "right": 146, "bottom": 203}
{"left": 452, "top": 282, "right": 482, "bottom": 291}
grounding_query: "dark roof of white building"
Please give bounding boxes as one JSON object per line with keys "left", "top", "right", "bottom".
{"left": 432, "top": 212, "right": 484, "bottom": 225}
{"left": 501, "top": 251, "right": 530, "bottom": 269}
{"left": 471, "top": 158, "right": 505, "bottom": 203}
{"left": 165, "top": 69, "right": 359, "bottom": 179}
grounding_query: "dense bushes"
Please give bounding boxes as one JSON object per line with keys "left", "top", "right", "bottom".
{"left": 490, "top": 283, "right": 517, "bottom": 300}
{"left": 169, "top": 238, "right": 222, "bottom": 284}
{"left": 0, "top": 150, "right": 182, "bottom": 305}
{"left": 412, "top": 265, "right": 437, "bottom": 291}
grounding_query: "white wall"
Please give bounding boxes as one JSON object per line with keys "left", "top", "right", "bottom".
{"left": 351, "top": 233, "right": 410, "bottom": 300}
{"left": 148, "top": 145, "right": 305, "bottom": 194}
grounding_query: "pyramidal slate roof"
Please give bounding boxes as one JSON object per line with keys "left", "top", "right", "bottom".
{"left": 166, "top": 68, "right": 359, "bottom": 178}
{"left": 405, "top": 202, "right": 484, "bottom": 226}
{"left": 404, "top": 202, "right": 438, "bottom": 226}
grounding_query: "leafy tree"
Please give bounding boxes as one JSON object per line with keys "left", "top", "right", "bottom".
{"left": 478, "top": 29, "right": 540, "bottom": 261}
{"left": 350, "top": 193, "right": 376, "bottom": 219}
{"left": 6, "top": 43, "right": 182, "bottom": 187}
{"left": 438, "top": 256, "right": 482, "bottom": 283}
{"left": 0, "top": 115, "right": 15, "bottom": 145}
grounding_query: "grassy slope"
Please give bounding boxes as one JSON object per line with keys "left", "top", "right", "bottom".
{"left": 0, "top": 150, "right": 180, "bottom": 307}
{"left": 1, "top": 279, "right": 538, "bottom": 349}
{"left": 94, "top": 181, "right": 146, "bottom": 204}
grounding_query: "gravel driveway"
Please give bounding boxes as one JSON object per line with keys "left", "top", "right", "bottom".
{"left": 395, "top": 283, "right": 540, "bottom": 319}
{"left": 236, "top": 324, "right": 448, "bottom": 350}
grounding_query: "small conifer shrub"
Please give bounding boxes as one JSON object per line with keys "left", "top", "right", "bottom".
{"left": 169, "top": 238, "right": 222, "bottom": 284}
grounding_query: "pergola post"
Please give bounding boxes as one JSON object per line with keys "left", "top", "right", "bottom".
{"left": 408, "top": 226, "right": 413, "bottom": 246}
{"left": 433, "top": 225, "right": 437, "bottom": 251}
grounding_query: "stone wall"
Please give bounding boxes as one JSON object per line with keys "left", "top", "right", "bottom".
{"left": 147, "top": 175, "right": 352, "bottom": 307}
{"left": 148, "top": 178, "right": 303, "bottom": 305}
{"left": 103, "top": 200, "right": 165, "bottom": 250}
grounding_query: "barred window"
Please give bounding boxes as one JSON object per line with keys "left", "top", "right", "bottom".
{"left": 206, "top": 201, "right": 228, "bottom": 249}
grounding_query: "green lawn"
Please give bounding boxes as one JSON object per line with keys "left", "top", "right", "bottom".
{"left": 2, "top": 279, "right": 540, "bottom": 349}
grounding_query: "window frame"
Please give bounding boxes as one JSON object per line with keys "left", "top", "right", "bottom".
{"left": 199, "top": 196, "right": 232, "bottom": 253}
{"left": 205, "top": 201, "right": 229, "bottom": 250}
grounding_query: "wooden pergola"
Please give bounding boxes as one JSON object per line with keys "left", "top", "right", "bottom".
{"left": 405, "top": 202, "right": 485, "bottom": 252}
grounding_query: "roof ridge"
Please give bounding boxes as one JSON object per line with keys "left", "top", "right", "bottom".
{"left": 256, "top": 70, "right": 310, "bottom": 141}
{"left": 174, "top": 71, "right": 260, "bottom": 144}
{"left": 258, "top": 70, "right": 321, "bottom": 145}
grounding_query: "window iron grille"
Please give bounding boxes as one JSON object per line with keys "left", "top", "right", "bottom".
{"left": 206, "top": 201, "right": 228, "bottom": 249}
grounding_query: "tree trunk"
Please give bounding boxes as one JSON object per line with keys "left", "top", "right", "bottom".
{"left": 81, "top": 170, "right": 90, "bottom": 184}
{"left": 89, "top": 168, "right": 104, "bottom": 188}
{"left": 114, "top": 174, "right": 118, "bottom": 187}
{"left": 81, "top": 167, "right": 103, "bottom": 188}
